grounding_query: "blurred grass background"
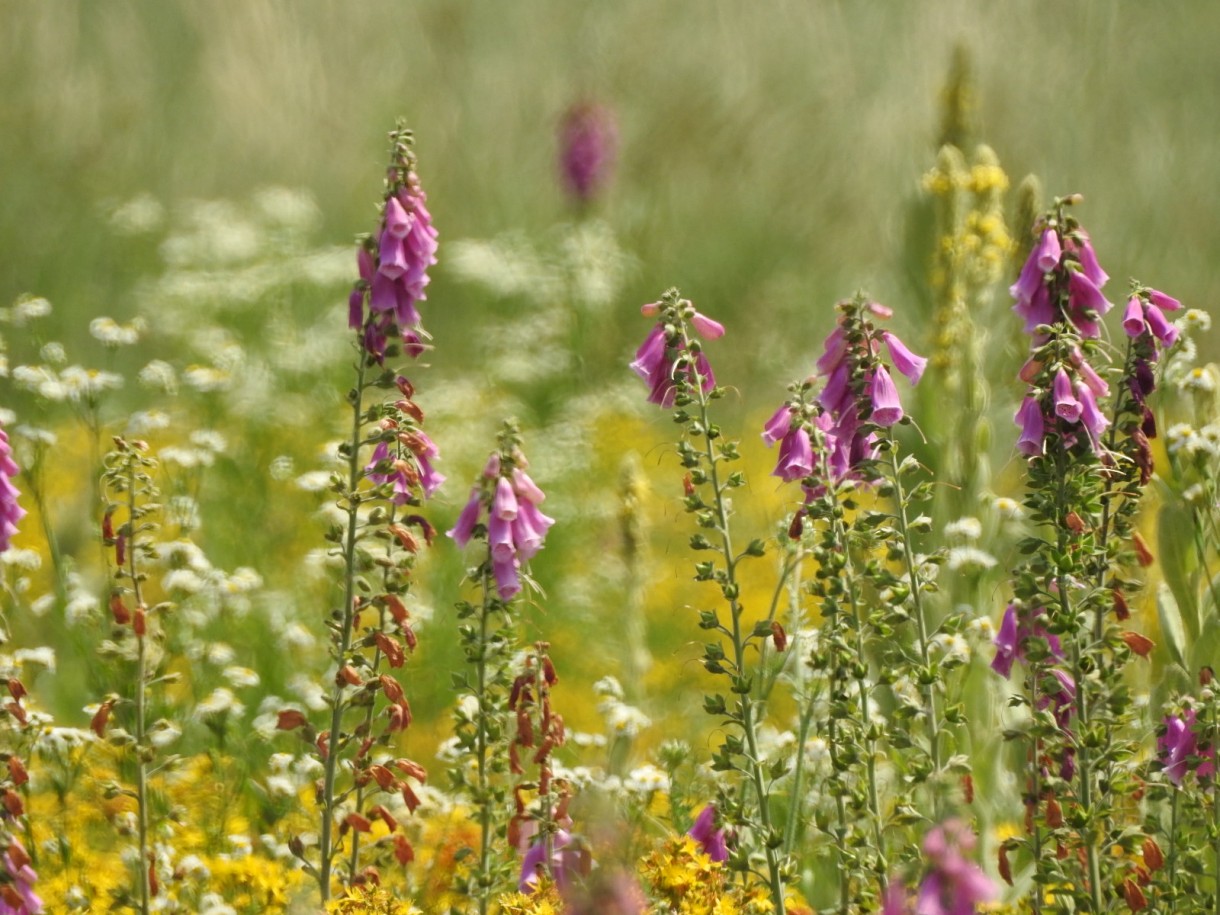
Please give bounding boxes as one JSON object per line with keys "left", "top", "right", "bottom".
{"left": 2, "top": 1, "right": 1218, "bottom": 752}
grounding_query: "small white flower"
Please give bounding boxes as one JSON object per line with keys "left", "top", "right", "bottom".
{"left": 206, "top": 643, "right": 237, "bottom": 666}
{"left": 967, "top": 616, "right": 996, "bottom": 640}
{"left": 138, "top": 360, "right": 178, "bottom": 394}
{"left": 148, "top": 720, "right": 182, "bottom": 748}
{"left": 946, "top": 547, "right": 997, "bottom": 572}
{"left": 223, "top": 666, "right": 260, "bottom": 689}
{"left": 14, "top": 646, "right": 55, "bottom": 671}
{"left": 1, "top": 549, "right": 41, "bottom": 571}
{"left": 1181, "top": 366, "right": 1218, "bottom": 394}
{"left": 40, "top": 342, "right": 66, "bottom": 364}
{"left": 196, "top": 687, "right": 244, "bottom": 719}
{"left": 127, "top": 410, "right": 173, "bottom": 434}
{"left": 993, "top": 496, "right": 1024, "bottom": 521}
{"left": 191, "top": 430, "right": 227, "bottom": 453}
{"left": 944, "top": 517, "right": 982, "bottom": 541}
{"left": 295, "top": 471, "right": 333, "bottom": 492}
{"left": 11, "top": 296, "right": 52, "bottom": 324}
{"left": 281, "top": 622, "right": 316, "bottom": 650}
{"left": 804, "top": 737, "right": 829, "bottom": 765}
{"left": 269, "top": 455, "right": 295, "bottom": 480}
{"left": 1178, "top": 308, "right": 1212, "bottom": 334}
{"left": 182, "top": 365, "right": 231, "bottom": 392}
{"left": 163, "top": 568, "right": 207, "bottom": 594}
{"left": 624, "top": 763, "right": 670, "bottom": 794}
{"left": 592, "top": 675, "right": 624, "bottom": 700}
{"left": 89, "top": 317, "right": 142, "bottom": 347}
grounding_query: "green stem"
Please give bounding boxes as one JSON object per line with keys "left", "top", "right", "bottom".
{"left": 319, "top": 352, "right": 369, "bottom": 903}
{"left": 1167, "top": 787, "right": 1179, "bottom": 914}
{"left": 125, "top": 463, "right": 150, "bottom": 915}
{"left": 475, "top": 566, "right": 495, "bottom": 915}
{"left": 886, "top": 447, "right": 943, "bottom": 813}
{"left": 1054, "top": 455, "right": 1102, "bottom": 913}
{"left": 688, "top": 340, "right": 786, "bottom": 915}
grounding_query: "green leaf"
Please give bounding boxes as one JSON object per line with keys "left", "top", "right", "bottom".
{"left": 1156, "top": 492, "right": 1201, "bottom": 639}
{"left": 1157, "top": 582, "right": 1188, "bottom": 668}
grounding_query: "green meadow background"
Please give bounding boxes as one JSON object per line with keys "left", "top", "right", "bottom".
{"left": 2, "top": 0, "right": 1218, "bottom": 750}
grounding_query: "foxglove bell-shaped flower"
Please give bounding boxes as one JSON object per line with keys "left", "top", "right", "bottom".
{"left": 868, "top": 365, "right": 904, "bottom": 426}
{"left": 447, "top": 446, "right": 554, "bottom": 601}
{"left": 1068, "top": 231, "right": 1108, "bottom": 287}
{"left": 1148, "top": 288, "right": 1182, "bottom": 312}
{"left": 1159, "top": 709, "right": 1216, "bottom": 786}
{"left": 882, "top": 331, "right": 927, "bottom": 385}
{"left": 687, "top": 805, "right": 728, "bottom": 863}
{"left": 1052, "top": 368, "right": 1081, "bottom": 423}
{"left": 762, "top": 405, "right": 792, "bottom": 447}
{"left": 558, "top": 102, "right": 618, "bottom": 204}
{"left": 773, "top": 426, "right": 814, "bottom": 482}
{"left": 1076, "top": 381, "right": 1109, "bottom": 447}
{"left": 1122, "top": 297, "right": 1147, "bottom": 338}
{"left": 519, "top": 829, "right": 589, "bottom": 892}
{"left": 0, "top": 423, "right": 24, "bottom": 554}
{"left": 632, "top": 302, "right": 721, "bottom": 408}
{"left": 1143, "top": 304, "right": 1179, "bottom": 347}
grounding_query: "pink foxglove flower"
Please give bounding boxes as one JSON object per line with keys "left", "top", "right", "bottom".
{"left": 1143, "top": 304, "right": 1179, "bottom": 346}
{"left": 519, "top": 830, "right": 590, "bottom": 892}
{"left": 1122, "top": 297, "right": 1147, "bottom": 337}
{"left": 350, "top": 130, "right": 438, "bottom": 362}
{"left": 1159, "top": 709, "right": 1216, "bottom": 786}
{"left": 773, "top": 426, "right": 814, "bottom": 482}
{"left": 558, "top": 102, "right": 618, "bottom": 204}
{"left": 868, "top": 365, "right": 904, "bottom": 426}
{"left": 631, "top": 302, "right": 721, "bottom": 408}
{"left": 0, "top": 423, "right": 26, "bottom": 554}
{"left": 762, "top": 405, "right": 793, "bottom": 447}
{"left": 687, "top": 805, "right": 728, "bottom": 863}
{"left": 882, "top": 331, "right": 927, "bottom": 385}
{"left": 447, "top": 447, "right": 554, "bottom": 601}
{"left": 1052, "top": 368, "right": 1081, "bottom": 423}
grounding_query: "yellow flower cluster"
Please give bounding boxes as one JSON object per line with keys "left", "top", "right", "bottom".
{"left": 327, "top": 884, "right": 421, "bottom": 914}
{"left": 638, "top": 836, "right": 782, "bottom": 915}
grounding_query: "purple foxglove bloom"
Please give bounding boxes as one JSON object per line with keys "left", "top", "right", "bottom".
{"left": 1012, "top": 285, "right": 1057, "bottom": 334}
{"left": 1071, "top": 351, "right": 1110, "bottom": 399}
{"left": 348, "top": 288, "right": 365, "bottom": 329}
{"left": 519, "top": 830, "right": 588, "bottom": 893}
{"left": 629, "top": 326, "right": 668, "bottom": 383}
{"left": 513, "top": 501, "right": 555, "bottom": 561}
{"left": 1053, "top": 368, "right": 1081, "bottom": 423}
{"left": 378, "top": 230, "right": 409, "bottom": 280}
{"left": 484, "top": 453, "right": 502, "bottom": 478}
{"left": 447, "top": 488, "right": 482, "bottom": 547}
{"left": 493, "top": 476, "right": 519, "bottom": 521}
{"left": 687, "top": 805, "right": 728, "bottom": 863}
{"left": 991, "top": 604, "right": 1020, "bottom": 678}
{"left": 513, "top": 468, "right": 546, "bottom": 505}
{"left": 1076, "top": 381, "right": 1109, "bottom": 447}
{"left": 493, "top": 555, "right": 521, "bottom": 601}
{"left": 893, "top": 820, "right": 995, "bottom": 915}
{"left": 881, "top": 331, "right": 927, "bottom": 385}
{"left": 1034, "top": 228, "right": 1062, "bottom": 273}
{"left": 818, "top": 363, "right": 852, "bottom": 415}
{"left": 1067, "top": 270, "right": 1114, "bottom": 318}
{"left": 558, "top": 102, "right": 618, "bottom": 203}
{"left": 1122, "top": 297, "right": 1147, "bottom": 337}
{"left": 815, "top": 325, "right": 847, "bottom": 376}
{"left": 1070, "top": 232, "right": 1109, "bottom": 287}
{"left": 691, "top": 312, "right": 725, "bottom": 340}
{"left": 1148, "top": 288, "right": 1182, "bottom": 312}
{"left": 384, "top": 195, "right": 413, "bottom": 239}
{"left": 1008, "top": 248, "right": 1046, "bottom": 306}
{"left": 1144, "top": 304, "right": 1179, "bottom": 346}
{"left": 1159, "top": 710, "right": 1217, "bottom": 785}
{"left": 370, "top": 272, "right": 398, "bottom": 314}
{"left": 417, "top": 453, "right": 445, "bottom": 498}
{"left": 358, "top": 247, "right": 375, "bottom": 283}
{"left": 762, "top": 405, "right": 793, "bottom": 447}
{"left": 868, "top": 365, "right": 903, "bottom": 426}
{"left": 0, "top": 425, "right": 25, "bottom": 554}
{"left": 395, "top": 285, "right": 423, "bottom": 329}
{"left": 773, "top": 427, "right": 814, "bottom": 482}
{"left": 866, "top": 301, "right": 893, "bottom": 319}
{"left": 489, "top": 513, "right": 516, "bottom": 564}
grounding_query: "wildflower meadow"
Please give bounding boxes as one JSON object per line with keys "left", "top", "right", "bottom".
{"left": 3, "top": 5, "right": 1220, "bottom": 914}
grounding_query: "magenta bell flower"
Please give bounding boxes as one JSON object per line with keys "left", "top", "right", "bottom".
{"left": 447, "top": 451, "right": 555, "bottom": 600}
{"left": 519, "top": 830, "right": 588, "bottom": 892}
{"left": 558, "top": 102, "right": 618, "bottom": 204}
{"left": 688, "top": 805, "right": 728, "bottom": 863}
{"left": 1159, "top": 709, "right": 1216, "bottom": 786}
{"left": 1052, "top": 368, "right": 1081, "bottom": 423}
{"left": 1068, "top": 231, "right": 1108, "bottom": 287}
{"left": 868, "top": 365, "right": 904, "bottom": 426}
{"left": 881, "top": 331, "right": 927, "bottom": 385}
{"left": 1144, "top": 304, "right": 1179, "bottom": 346}
{"left": 773, "top": 426, "right": 814, "bottom": 482}
{"left": 1123, "top": 297, "right": 1147, "bottom": 337}
{"left": 762, "top": 405, "right": 793, "bottom": 447}
{"left": 991, "top": 603, "right": 1062, "bottom": 679}
{"left": 1076, "top": 381, "right": 1109, "bottom": 447}
{"left": 0, "top": 424, "right": 25, "bottom": 554}
{"left": 1148, "top": 288, "right": 1183, "bottom": 312}
{"left": 631, "top": 305, "right": 722, "bottom": 408}
{"left": 1014, "top": 397, "right": 1045, "bottom": 457}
